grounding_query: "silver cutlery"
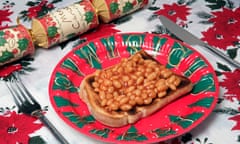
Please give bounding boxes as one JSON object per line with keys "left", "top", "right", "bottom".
{"left": 5, "top": 72, "right": 69, "bottom": 144}
{"left": 159, "top": 15, "right": 240, "bottom": 68}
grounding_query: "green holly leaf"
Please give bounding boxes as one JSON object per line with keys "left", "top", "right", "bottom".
{"left": 62, "top": 112, "right": 95, "bottom": 128}
{"left": 0, "top": 51, "right": 14, "bottom": 63}
{"left": 123, "top": 2, "right": 134, "bottom": 13}
{"left": 0, "top": 37, "right": 7, "bottom": 46}
{"left": 169, "top": 112, "right": 203, "bottom": 128}
{"left": 151, "top": 128, "right": 177, "bottom": 137}
{"left": 0, "top": 31, "right": 4, "bottom": 36}
{"left": 18, "top": 38, "right": 29, "bottom": 51}
{"left": 53, "top": 72, "right": 78, "bottom": 92}
{"left": 192, "top": 73, "right": 215, "bottom": 94}
{"left": 62, "top": 58, "right": 84, "bottom": 76}
{"left": 52, "top": 0, "right": 63, "bottom": 4}
{"left": 189, "top": 97, "right": 214, "bottom": 108}
{"left": 47, "top": 26, "right": 58, "bottom": 38}
{"left": 227, "top": 48, "right": 238, "bottom": 59}
{"left": 117, "top": 126, "right": 148, "bottom": 141}
{"left": 75, "top": 42, "right": 102, "bottom": 69}
{"left": 215, "top": 70, "right": 222, "bottom": 76}
{"left": 216, "top": 62, "right": 231, "bottom": 72}
{"left": 29, "top": 136, "right": 46, "bottom": 144}
{"left": 26, "top": 1, "right": 38, "bottom": 6}
{"left": 85, "top": 11, "right": 94, "bottom": 24}
{"left": 205, "top": 0, "right": 226, "bottom": 10}
{"left": 110, "top": 2, "right": 119, "bottom": 14}
{"left": 90, "top": 128, "right": 111, "bottom": 138}
{"left": 53, "top": 96, "right": 79, "bottom": 107}
{"left": 148, "top": 6, "right": 160, "bottom": 11}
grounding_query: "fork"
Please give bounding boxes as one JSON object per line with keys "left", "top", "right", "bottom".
{"left": 5, "top": 72, "right": 69, "bottom": 144}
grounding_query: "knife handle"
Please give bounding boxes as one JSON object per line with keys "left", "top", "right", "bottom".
{"left": 204, "top": 44, "right": 240, "bottom": 68}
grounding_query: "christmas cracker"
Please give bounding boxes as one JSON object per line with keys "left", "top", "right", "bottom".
{"left": 0, "top": 0, "right": 149, "bottom": 66}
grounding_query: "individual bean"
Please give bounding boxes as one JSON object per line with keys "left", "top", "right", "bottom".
{"left": 132, "top": 54, "right": 141, "bottom": 62}
{"left": 135, "top": 71, "right": 142, "bottom": 76}
{"left": 158, "top": 91, "right": 167, "bottom": 98}
{"left": 134, "top": 89, "right": 141, "bottom": 96}
{"left": 129, "top": 94, "right": 136, "bottom": 100}
{"left": 104, "top": 79, "right": 112, "bottom": 86}
{"left": 167, "top": 75, "right": 176, "bottom": 83}
{"left": 113, "top": 91, "right": 119, "bottom": 97}
{"left": 161, "top": 69, "right": 172, "bottom": 78}
{"left": 174, "top": 78, "right": 181, "bottom": 86}
{"left": 94, "top": 88, "right": 100, "bottom": 92}
{"left": 97, "top": 78, "right": 103, "bottom": 83}
{"left": 92, "top": 81, "right": 99, "bottom": 88}
{"left": 147, "top": 90, "right": 156, "bottom": 98}
{"left": 119, "top": 96, "right": 129, "bottom": 105}
{"left": 141, "top": 93, "right": 148, "bottom": 99}
{"left": 128, "top": 79, "right": 134, "bottom": 86}
{"left": 113, "top": 80, "right": 122, "bottom": 89}
{"left": 101, "top": 99, "right": 107, "bottom": 106}
{"left": 108, "top": 86, "right": 115, "bottom": 93}
{"left": 144, "top": 97, "right": 152, "bottom": 105}
{"left": 131, "top": 74, "right": 138, "bottom": 80}
{"left": 99, "top": 91, "right": 105, "bottom": 99}
{"left": 109, "top": 102, "right": 119, "bottom": 111}
{"left": 136, "top": 76, "right": 144, "bottom": 85}
{"left": 156, "top": 79, "right": 168, "bottom": 91}
{"left": 117, "top": 67, "right": 123, "bottom": 73}
{"left": 100, "top": 84, "right": 107, "bottom": 91}
{"left": 106, "top": 99, "right": 114, "bottom": 106}
{"left": 135, "top": 97, "right": 144, "bottom": 105}
{"left": 126, "top": 86, "right": 135, "bottom": 93}
{"left": 168, "top": 84, "right": 176, "bottom": 90}
{"left": 120, "top": 104, "right": 132, "bottom": 111}
{"left": 116, "top": 95, "right": 125, "bottom": 102}
{"left": 129, "top": 100, "right": 136, "bottom": 106}
{"left": 106, "top": 93, "right": 113, "bottom": 99}
{"left": 146, "top": 67, "right": 153, "bottom": 73}
{"left": 125, "top": 66, "right": 133, "bottom": 73}
{"left": 147, "top": 72, "right": 157, "bottom": 81}
{"left": 122, "top": 75, "right": 130, "bottom": 82}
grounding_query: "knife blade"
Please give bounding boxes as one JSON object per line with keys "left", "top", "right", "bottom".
{"left": 159, "top": 15, "right": 240, "bottom": 68}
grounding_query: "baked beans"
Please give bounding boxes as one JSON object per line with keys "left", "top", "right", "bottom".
{"left": 91, "top": 52, "right": 181, "bottom": 112}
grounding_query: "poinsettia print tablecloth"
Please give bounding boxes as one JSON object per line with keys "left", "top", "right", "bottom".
{"left": 0, "top": 0, "right": 240, "bottom": 144}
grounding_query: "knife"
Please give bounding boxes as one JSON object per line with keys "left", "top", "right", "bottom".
{"left": 159, "top": 15, "right": 240, "bottom": 68}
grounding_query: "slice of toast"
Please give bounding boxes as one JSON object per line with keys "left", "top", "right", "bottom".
{"left": 79, "top": 50, "right": 193, "bottom": 127}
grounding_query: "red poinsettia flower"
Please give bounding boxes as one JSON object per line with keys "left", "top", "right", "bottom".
{"left": 80, "top": 24, "right": 121, "bottom": 41}
{"left": 27, "top": 0, "right": 54, "bottom": 19}
{"left": 0, "top": 64, "right": 22, "bottom": 77}
{"left": 28, "top": 5, "right": 42, "bottom": 18}
{"left": 209, "top": 7, "right": 240, "bottom": 37}
{"left": 229, "top": 114, "right": 240, "bottom": 131}
{"left": 0, "top": 9, "right": 13, "bottom": 30}
{"left": 0, "top": 111, "right": 43, "bottom": 144}
{"left": 220, "top": 69, "right": 240, "bottom": 101}
{"left": 154, "top": 3, "right": 191, "bottom": 22}
{"left": 201, "top": 26, "right": 238, "bottom": 50}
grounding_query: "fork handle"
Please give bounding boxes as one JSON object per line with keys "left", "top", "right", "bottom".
{"left": 33, "top": 111, "right": 70, "bottom": 144}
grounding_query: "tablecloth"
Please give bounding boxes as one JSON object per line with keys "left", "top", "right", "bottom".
{"left": 0, "top": 0, "right": 239, "bottom": 144}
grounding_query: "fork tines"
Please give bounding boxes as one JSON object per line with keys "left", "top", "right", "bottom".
{"left": 5, "top": 72, "right": 40, "bottom": 112}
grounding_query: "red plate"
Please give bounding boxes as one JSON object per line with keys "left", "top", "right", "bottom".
{"left": 49, "top": 33, "right": 219, "bottom": 143}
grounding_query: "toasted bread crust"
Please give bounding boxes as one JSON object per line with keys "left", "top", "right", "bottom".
{"left": 79, "top": 50, "right": 193, "bottom": 127}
